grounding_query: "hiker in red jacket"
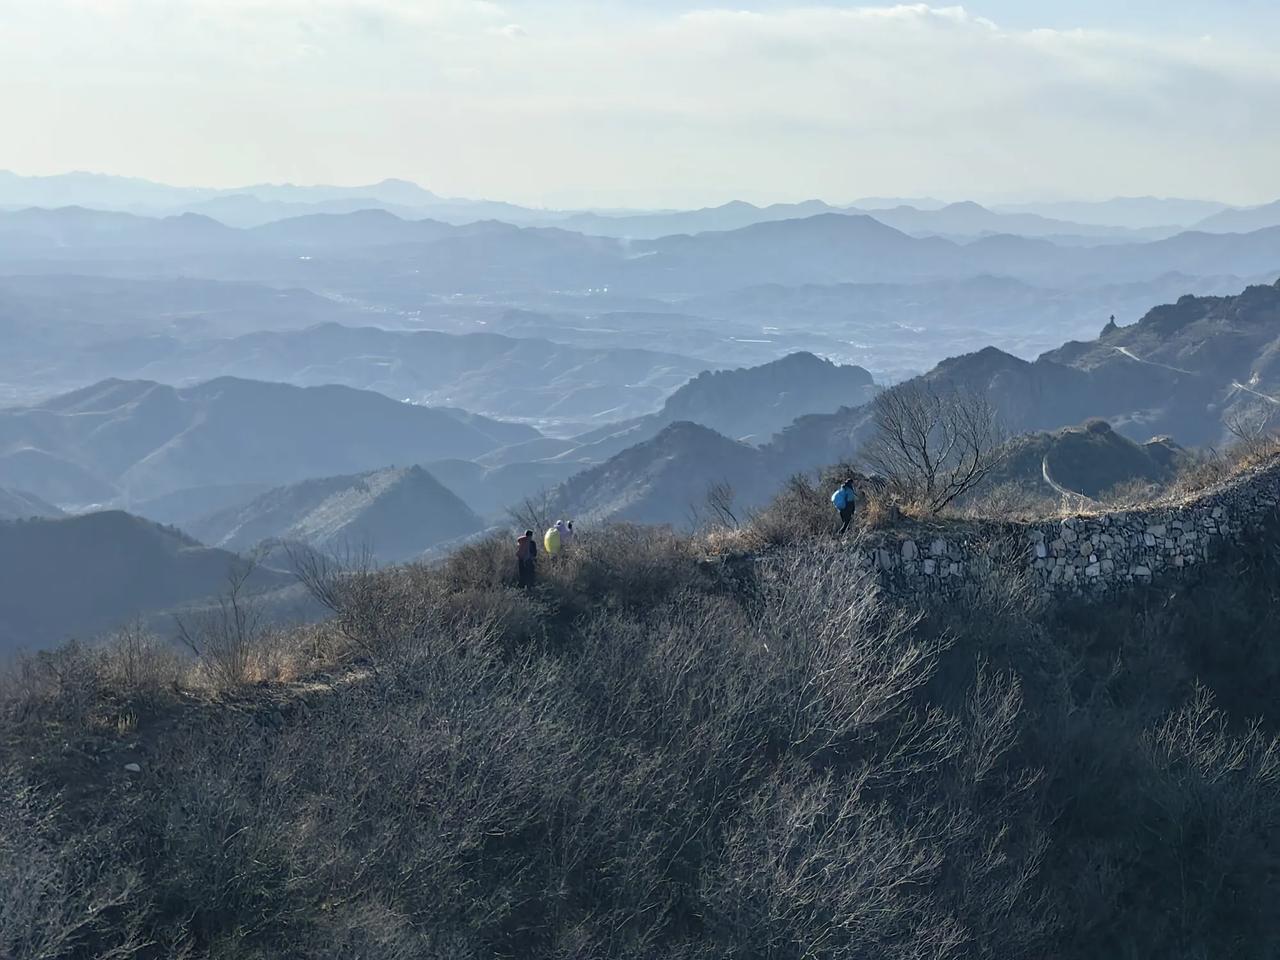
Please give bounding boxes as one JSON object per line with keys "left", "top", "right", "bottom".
{"left": 516, "top": 529, "right": 538, "bottom": 587}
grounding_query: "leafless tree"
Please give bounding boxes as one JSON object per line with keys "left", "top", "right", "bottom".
{"left": 1224, "top": 400, "right": 1277, "bottom": 457}
{"left": 175, "top": 555, "right": 264, "bottom": 689}
{"left": 509, "top": 490, "right": 555, "bottom": 534}
{"left": 289, "top": 542, "right": 440, "bottom": 664}
{"left": 704, "top": 480, "right": 739, "bottom": 529}
{"left": 861, "top": 381, "right": 1006, "bottom": 515}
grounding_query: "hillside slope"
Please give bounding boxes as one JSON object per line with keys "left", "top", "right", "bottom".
{"left": 111, "top": 323, "right": 709, "bottom": 423}
{"left": 544, "top": 421, "right": 776, "bottom": 526}
{"left": 566, "top": 352, "right": 878, "bottom": 463}
{"left": 990, "top": 420, "right": 1189, "bottom": 499}
{"left": 189, "top": 465, "right": 483, "bottom": 561}
{"left": 768, "top": 279, "right": 1280, "bottom": 473}
{"left": 0, "top": 377, "right": 537, "bottom": 507}
{"left": 4, "top": 468, "right": 1277, "bottom": 959}
{"left": 0, "top": 511, "right": 291, "bottom": 652}
{"left": 0, "top": 486, "right": 63, "bottom": 520}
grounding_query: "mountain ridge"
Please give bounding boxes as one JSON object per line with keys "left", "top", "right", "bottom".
{"left": 188, "top": 464, "right": 483, "bottom": 562}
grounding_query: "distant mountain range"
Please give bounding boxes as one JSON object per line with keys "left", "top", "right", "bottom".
{"left": 620, "top": 214, "right": 1280, "bottom": 294}
{"left": 565, "top": 352, "right": 877, "bottom": 462}
{"left": 769, "top": 278, "right": 1280, "bottom": 473}
{"left": 0, "top": 511, "right": 293, "bottom": 652}
{"left": 541, "top": 279, "right": 1280, "bottom": 525}
{"left": 0, "top": 377, "right": 539, "bottom": 509}
{"left": 188, "top": 465, "right": 482, "bottom": 562}
{"left": 565, "top": 199, "right": 1172, "bottom": 242}
{"left": 1, "top": 172, "right": 1251, "bottom": 234}
{"left": 0, "top": 171, "right": 539, "bottom": 225}
{"left": 990, "top": 197, "right": 1232, "bottom": 230}
{"left": 5, "top": 205, "right": 1280, "bottom": 304}
{"left": 0, "top": 486, "right": 62, "bottom": 521}
{"left": 1193, "top": 200, "right": 1280, "bottom": 235}
{"left": 30, "top": 323, "right": 711, "bottom": 424}
{"left": 411, "top": 353, "right": 877, "bottom": 519}
{"left": 7, "top": 268, "right": 1261, "bottom": 414}
{"left": 0, "top": 274, "right": 370, "bottom": 406}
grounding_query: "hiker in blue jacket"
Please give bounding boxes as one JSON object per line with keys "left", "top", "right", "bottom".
{"left": 832, "top": 478, "right": 857, "bottom": 535}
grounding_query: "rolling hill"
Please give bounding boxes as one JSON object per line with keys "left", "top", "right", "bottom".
{"left": 7, "top": 206, "right": 1280, "bottom": 301}
{"left": 62, "top": 323, "right": 711, "bottom": 425}
{"left": 0, "top": 377, "right": 540, "bottom": 508}
{"left": 990, "top": 420, "right": 1190, "bottom": 500}
{"left": 0, "top": 486, "right": 62, "bottom": 521}
{"left": 565, "top": 352, "right": 878, "bottom": 463}
{"left": 188, "top": 465, "right": 483, "bottom": 562}
{"left": 1192, "top": 200, "right": 1280, "bottom": 234}
{"left": 543, "top": 422, "right": 777, "bottom": 527}
{"left": 768, "top": 279, "right": 1280, "bottom": 472}
{"left": 0, "top": 511, "right": 293, "bottom": 652}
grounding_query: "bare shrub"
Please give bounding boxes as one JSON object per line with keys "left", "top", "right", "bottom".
{"left": 292, "top": 545, "right": 444, "bottom": 662}
{"left": 744, "top": 469, "right": 896, "bottom": 549}
{"left": 99, "top": 618, "right": 183, "bottom": 710}
{"left": 436, "top": 532, "right": 514, "bottom": 591}
{"left": 1097, "top": 477, "right": 1166, "bottom": 510}
{"left": 8, "top": 489, "right": 1280, "bottom": 958}
{"left": 863, "top": 381, "right": 1007, "bottom": 515}
{"left": 1224, "top": 399, "right": 1278, "bottom": 457}
{"left": 746, "top": 472, "right": 833, "bottom": 547}
{"left": 0, "top": 641, "right": 103, "bottom": 726}
{"left": 687, "top": 479, "right": 741, "bottom": 532}
{"left": 1132, "top": 686, "right": 1280, "bottom": 954}
{"left": 563, "top": 523, "right": 697, "bottom": 608}
{"left": 0, "top": 768, "right": 145, "bottom": 960}
{"left": 1165, "top": 434, "right": 1280, "bottom": 502}
{"left": 957, "top": 481, "right": 1062, "bottom": 521}
{"left": 175, "top": 558, "right": 266, "bottom": 691}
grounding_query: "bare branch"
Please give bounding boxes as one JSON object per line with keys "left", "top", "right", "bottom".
{"left": 861, "top": 381, "right": 1006, "bottom": 515}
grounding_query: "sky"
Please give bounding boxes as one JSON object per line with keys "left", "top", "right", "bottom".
{"left": 1, "top": 0, "right": 1277, "bottom": 208}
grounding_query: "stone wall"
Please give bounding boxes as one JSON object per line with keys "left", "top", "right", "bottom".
{"left": 866, "top": 458, "right": 1280, "bottom": 601}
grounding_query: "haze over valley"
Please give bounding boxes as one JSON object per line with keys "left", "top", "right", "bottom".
{"left": 3, "top": 164, "right": 1280, "bottom": 643}
{"left": 7, "top": 2, "right": 1280, "bottom": 957}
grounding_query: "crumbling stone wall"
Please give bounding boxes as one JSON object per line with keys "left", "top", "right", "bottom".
{"left": 866, "top": 458, "right": 1280, "bottom": 601}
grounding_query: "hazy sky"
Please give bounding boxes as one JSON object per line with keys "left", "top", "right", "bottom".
{"left": 2, "top": 1, "right": 1277, "bottom": 208}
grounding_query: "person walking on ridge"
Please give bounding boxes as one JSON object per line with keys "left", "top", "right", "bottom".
{"left": 832, "top": 478, "right": 858, "bottom": 535}
{"left": 516, "top": 529, "right": 538, "bottom": 587}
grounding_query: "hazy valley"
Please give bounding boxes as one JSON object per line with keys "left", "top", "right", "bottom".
{"left": 4, "top": 169, "right": 1280, "bottom": 960}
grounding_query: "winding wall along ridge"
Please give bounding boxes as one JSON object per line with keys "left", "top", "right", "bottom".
{"left": 865, "top": 456, "right": 1280, "bottom": 600}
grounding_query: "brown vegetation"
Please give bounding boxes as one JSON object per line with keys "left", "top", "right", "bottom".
{"left": 2, "top": 455, "right": 1280, "bottom": 959}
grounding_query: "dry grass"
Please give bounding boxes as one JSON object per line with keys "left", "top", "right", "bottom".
{"left": 952, "top": 440, "right": 1280, "bottom": 524}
